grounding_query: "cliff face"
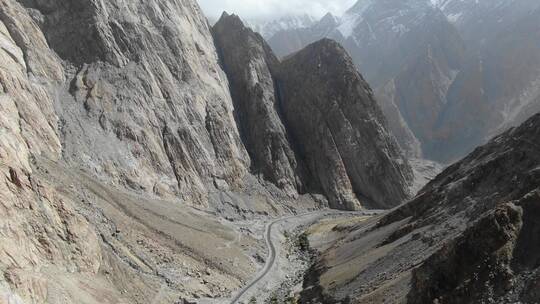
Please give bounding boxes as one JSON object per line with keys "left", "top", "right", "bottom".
{"left": 0, "top": 0, "right": 254, "bottom": 302}
{"left": 212, "top": 13, "right": 304, "bottom": 197}
{"left": 47, "top": 0, "right": 250, "bottom": 205}
{"left": 277, "top": 39, "right": 413, "bottom": 210}
{"left": 301, "top": 114, "right": 540, "bottom": 304}
{"left": 212, "top": 14, "right": 414, "bottom": 210}
{"left": 1, "top": 3, "right": 103, "bottom": 301}
{"left": 0, "top": 0, "right": 253, "bottom": 208}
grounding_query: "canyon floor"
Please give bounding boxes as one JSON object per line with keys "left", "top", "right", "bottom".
{"left": 27, "top": 150, "right": 439, "bottom": 304}
{"left": 30, "top": 157, "right": 367, "bottom": 304}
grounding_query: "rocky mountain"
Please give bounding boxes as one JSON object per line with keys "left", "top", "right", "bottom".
{"left": 276, "top": 39, "right": 413, "bottom": 210}
{"left": 212, "top": 13, "right": 414, "bottom": 210}
{"left": 3, "top": 0, "right": 538, "bottom": 301}
{"left": 212, "top": 13, "right": 304, "bottom": 198}
{"left": 0, "top": 0, "right": 417, "bottom": 302}
{"left": 301, "top": 113, "right": 540, "bottom": 304}
{"left": 262, "top": 0, "right": 540, "bottom": 164}
{"left": 340, "top": 0, "right": 466, "bottom": 161}
{"left": 423, "top": 4, "right": 540, "bottom": 161}
{"left": 261, "top": 0, "right": 467, "bottom": 160}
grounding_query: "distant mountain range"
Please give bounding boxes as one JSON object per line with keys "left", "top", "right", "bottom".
{"left": 243, "top": 14, "right": 317, "bottom": 41}
{"left": 253, "top": 0, "right": 540, "bottom": 163}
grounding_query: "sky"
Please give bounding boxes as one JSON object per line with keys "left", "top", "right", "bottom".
{"left": 198, "top": 0, "right": 357, "bottom": 20}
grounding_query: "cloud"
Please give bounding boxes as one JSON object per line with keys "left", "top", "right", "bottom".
{"left": 198, "top": 0, "right": 357, "bottom": 19}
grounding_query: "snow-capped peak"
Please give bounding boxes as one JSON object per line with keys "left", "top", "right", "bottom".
{"left": 245, "top": 14, "right": 317, "bottom": 39}
{"left": 338, "top": 0, "right": 373, "bottom": 37}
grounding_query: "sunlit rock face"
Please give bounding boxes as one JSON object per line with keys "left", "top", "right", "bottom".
{"left": 12, "top": 0, "right": 252, "bottom": 205}
{"left": 1, "top": 0, "right": 251, "bottom": 302}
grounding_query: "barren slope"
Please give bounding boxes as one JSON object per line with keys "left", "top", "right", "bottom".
{"left": 301, "top": 114, "right": 540, "bottom": 304}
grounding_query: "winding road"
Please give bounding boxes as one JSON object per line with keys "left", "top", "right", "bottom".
{"left": 229, "top": 211, "right": 372, "bottom": 304}
{"left": 229, "top": 215, "right": 288, "bottom": 304}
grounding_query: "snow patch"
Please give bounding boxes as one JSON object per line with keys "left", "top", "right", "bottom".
{"left": 245, "top": 14, "right": 316, "bottom": 38}
{"left": 447, "top": 12, "right": 463, "bottom": 23}
{"left": 409, "top": 158, "right": 444, "bottom": 195}
{"left": 337, "top": 0, "right": 373, "bottom": 37}
{"left": 500, "top": 77, "right": 540, "bottom": 127}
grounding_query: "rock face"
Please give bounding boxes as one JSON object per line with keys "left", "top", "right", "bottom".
{"left": 277, "top": 39, "right": 413, "bottom": 210}
{"left": 301, "top": 114, "right": 540, "bottom": 303}
{"left": 212, "top": 14, "right": 413, "bottom": 210}
{"left": 9, "top": 0, "right": 251, "bottom": 206}
{"left": 0, "top": 0, "right": 258, "bottom": 302}
{"left": 212, "top": 13, "right": 304, "bottom": 196}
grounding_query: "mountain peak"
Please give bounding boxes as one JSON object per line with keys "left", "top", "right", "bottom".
{"left": 318, "top": 12, "right": 339, "bottom": 27}
{"left": 245, "top": 14, "right": 317, "bottom": 39}
{"left": 216, "top": 11, "right": 245, "bottom": 28}
{"left": 220, "top": 11, "right": 230, "bottom": 18}
{"left": 278, "top": 37, "right": 414, "bottom": 209}
{"left": 288, "top": 38, "right": 352, "bottom": 70}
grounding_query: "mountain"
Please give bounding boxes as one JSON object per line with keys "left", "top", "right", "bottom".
{"left": 261, "top": 0, "right": 467, "bottom": 160}
{"left": 276, "top": 39, "right": 414, "bottom": 210}
{"left": 335, "top": 0, "right": 464, "bottom": 87}
{"left": 424, "top": 4, "right": 540, "bottom": 161}
{"left": 337, "top": 0, "right": 467, "bottom": 160}
{"left": 3, "top": 0, "right": 539, "bottom": 302}
{"left": 262, "top": 0, "right": 540, "bottom": 164}
{"left": 212, "top": 13, "right": 304, "bottom": 197}
{"left": 213, "top": 13, "right": 414, "bottom": 210}
{"left": 301, "top": 113, "right": 540, "bottom": 304}
{"left": 0, "top": 0, "right": 416, "bottom": 301}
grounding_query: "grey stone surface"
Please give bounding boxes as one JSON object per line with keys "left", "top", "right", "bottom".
{"left": 277, "top": 39, "right": 413, "bottom": 210}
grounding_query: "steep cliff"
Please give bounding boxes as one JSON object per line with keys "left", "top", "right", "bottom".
{"left": 277, "top": 39, "right": 414, "bottom": 210}
{"left": 43, "top": 0, "right": 250, "bottom": 204}
{"left": 212, "top": 13, "right": 304, "bottom": 197}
